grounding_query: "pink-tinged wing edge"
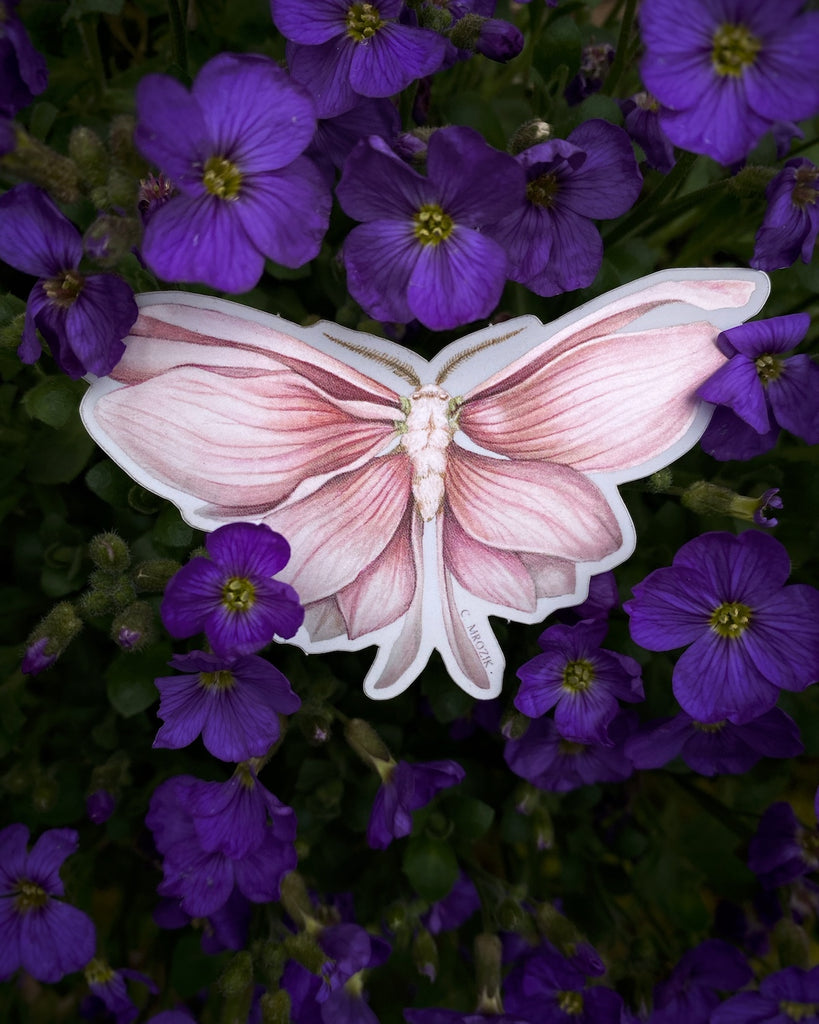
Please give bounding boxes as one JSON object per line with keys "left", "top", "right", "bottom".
{"left": 80, "top": 292, "right": 410, "bottom": 533}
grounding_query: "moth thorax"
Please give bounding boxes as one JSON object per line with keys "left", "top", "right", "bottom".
{"left": 404, "top": 384, "right": 454, "bottom": 522}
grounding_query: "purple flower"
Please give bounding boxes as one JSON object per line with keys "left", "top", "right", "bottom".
{"left": 135, "top": 52, "right": 331, "bottom": 293}
{"left": 422, "top": 872, "right": 480, "bottom": 935}
{"left": 0, "top": 184, "right": 137, "bottom": 378}
{"left": 309, "top": 96, "right": 400, "bottom": 184}
{"left": 271, "top": 0, "right": 448, "bottom": 118}
{"left": 710, "top": 965, "right": 819, "bottom": 1024}
{"left": 570, "top": 572, "right": 620, "bottom": 622}
{"left": 752, "top": 158, "right": 819, "bottom": 270}
{"left": 625, "top": 531, "right": 819, "bottom": 724}
{"left": 504, "top": 712, "right": 635, "bottom": 792}
{"left": 624, "top": 707, "right": 803, "bottom": 776}
{"left": 650, "top": 940, "right": 751, "bottom": 1024}
{"left": 0, "top": 825, "right": 96, "bottom": 983}
{"left": 515, "top": 619, "right": 643, "bottom": 745}
{"left": 620, "top": 92, "right": 676, "bottom": 173}
{"left": 82, "top": 959, "right": 157, "bottom": 1024}
{"left": 154, "top": 649, "right": 300, "bottom": 762}
{"left": 367, "top": 759, "right": 465, "bottom": 849}
{"left": 640, "top": 0, "right": 819, "bottom": 166}
{"left": 748, "top": 801, "right": 819, "bottom": 889}
{"left": 488, "top": 120, "right": 642, "bottom": 297}
{"left": 565, "top": 43, "right": 614, "bottom": 105}
{"left": 146, "top": 1013, "right": 197, "bottom": 1024}
{"left": 86, "top": 789, "right": 116, "bottom": 824}
{"left": 281, "top": 922, "right": 389, "bottom": 1024}
{"left": 698, "top": 314, "right": 819, "bottom": 460}
{"left": 153, "top": 888, "right": 252, "bottom": 954}
{"left": 160, "top": 522, "right": 304, "bottom": 658}
{"left": 0, "top": 0, "right": 48, "bottom": 117}
{"left": 503, "top": 944, "right": 623, "bottom": 1023}
{"left": 337, "top": 126, "right": 525, "bottom": 329}
{"left": 146, "top": 770, "right": 297, "bottom": 917}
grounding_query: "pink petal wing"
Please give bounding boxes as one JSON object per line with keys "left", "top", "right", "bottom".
{"left": 337, "top": 504, "right": 419, "bottom": 639}
{"left": 111, "top": 304, "right": 402, "bottom": 405}
{"left": 519, "top": 553, "right": 577, "bottom": 599}
{"left": 365, "top": 512, "right": 429, "bottom": 696}
{"left": 303, "top": 597, "right": 347, "bottom": 642}
{"left": 264, "top": 454, "right": 413, "bottom": 604}
{"left": 436, "top": 520, "right": 502, "bottom": 694}
{"left": 459, "top": 321, "right": 727, "bottom": 470}
{"left": 461, "top": 276, "right": 758, "bottom": 404}
{"left": 442, "top": 507, "right": 537, "bottom": 612}
{"left": 93, "top": 366, "right": 399, "bottom": 511}
{"left": 445, "top": 448, "right": 622, "bottom": 561}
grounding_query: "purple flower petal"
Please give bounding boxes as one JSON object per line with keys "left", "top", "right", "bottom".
{"left": 697, "top": 356, "right": 771, "bottom": 433}
{"left": 0, "top": 184, "right": 82, "bottom": 277}
{"left": 135, "top": 74, "right": 211, "bottom": 184}
{"left": 141, "top": 192, "right": 267, "bottom": 292}
{"left": 25, "top": 828, "right": 78, "bottom": 895}
{"left": 192, "top": 53, "right": 317, "bottom": 171}
{"left": 407, "top": 227, "right": 509, "bottom": 329}
{"left": 20, "top": 900, "right": 96, "bottom": 983}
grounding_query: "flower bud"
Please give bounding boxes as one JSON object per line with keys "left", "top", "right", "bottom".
{"left": 22, "top": 601, "right": 83, "bottom": 675}
{"left": 132, "top": 558, "right": 181, "bottom": 592}
{"left": 111, "top": 601, "right": 156, "bottom": 652}
{"left": 218, "top": 951, "right": 254, "bottom": 996}
{"left": 344, "top": 718, "right": 393, "bottom": 769}
{"left": 89, "top": 532, "right": 131, "bottom": 572}
{"left": 681, "top": 480, "right": 782, "bottom": 527}
{"left": 509, "top": 118, "right": 552, "bottom": 155}
{"left": 474, "top": 933, "right": 503, "bottom": 1013}
{"left": 68, "top": 125, "right": 109, "bottom": 190}
{"left": 1, "top": 125, "right": 81, "bottom": 202}
{"left": 259, "top": 990, "right": 291, "bottom": 1024}
{"left": 282, "top": 932, "right": 328, "bottom": 974}
{"left": 86, "top": 789, "right": 116, "bottom": 824}
{"left": 412, "top": 928, "right": 438, "bottom": 981}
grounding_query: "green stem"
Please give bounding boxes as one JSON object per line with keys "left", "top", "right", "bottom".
{"left": 603, "top": 0, "right": 638, "bottom": 96}
{"left": 78, "top": 17, "right": 107, "bottom": 96}
{"left": 604, "top": 155, "right": 723, "bottom": 247}
{"left": 167, "top": 0, "right": 189, "bottom": 80}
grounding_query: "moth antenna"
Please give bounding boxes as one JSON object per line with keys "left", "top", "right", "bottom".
{"left": 436, "top": 328, "right": 524, "bottom": 384}
{"left": 323, "top": 333, "right": 421, "bottom": 386}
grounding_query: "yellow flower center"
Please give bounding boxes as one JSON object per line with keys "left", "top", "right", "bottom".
{"left": 413, "top": 203, "right": 454, "bottom": 246}
{"left": 202, "top": 155, "right": 243, "bottom": 200}
{"left": 711, "top": 23, "right": 761, "bottom": 77}
{"left": 199, "top": 670, "right": 236, "bottom": 691}
{"left": 346, "top": 2, "right": 384, "bottom": 42}
{"left": 709, "top": 601, "right": 751, "bottom": 639}
{"left": 557, "top": 991, "right": 584, "bottom": 1015}
{"left": 693, "top": 720, "right": 727, "bottom": 733}
{"left": 14, "top": 879, "right": 49, "bottom": 913}
{"left": 561, "top": 659, "right": 595, "bottom": 693}
{"left": 754, "top": 353, "right": 783, "bottom": 385}
{"left": 780, "top": 1002, "right": 817, "bottom": 1023}
{"left": 85, "top": 958, "right": 116, "bottom": 985}
{"left": 221, "top": 576, "right": 256, "bottom": 613}
{"left": 527, "top": 172, "right": 560, "bottom": 208}
{"left": 43, "top": 268, "right": 84, "bottom": 308}
{"left": 558, "top": 740, "right": 585, "bottom": 756}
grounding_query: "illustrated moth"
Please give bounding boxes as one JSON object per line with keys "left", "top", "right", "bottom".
{"left": 80, "top": 269, "right": 769, "bottom": 700}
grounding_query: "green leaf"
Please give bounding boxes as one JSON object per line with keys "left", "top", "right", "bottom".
{"left": 23, "top": 377, "right": 86, "bottom": 429}
{"left": 105, "top": 647, "right": 168, "bottom": 717}
{"left": 402, "top": 836, "right": 459, "bottom": 901}
{"left": 449, "top": 796, "right": 495, "bottom": 840}
{"left": 534, "top": 15, "right": 582, "bottom": 82}
{"left": 152, "top": 504, "right": 194, "bottom": 549}
{"left": 26, "top": 410, "right": 96, "bottom": 484}
{"left": 63, "top": 0, "right": 124, "bottom": 21}
{"left": 85, "top": 459, "right": 133, "bottom": 507}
